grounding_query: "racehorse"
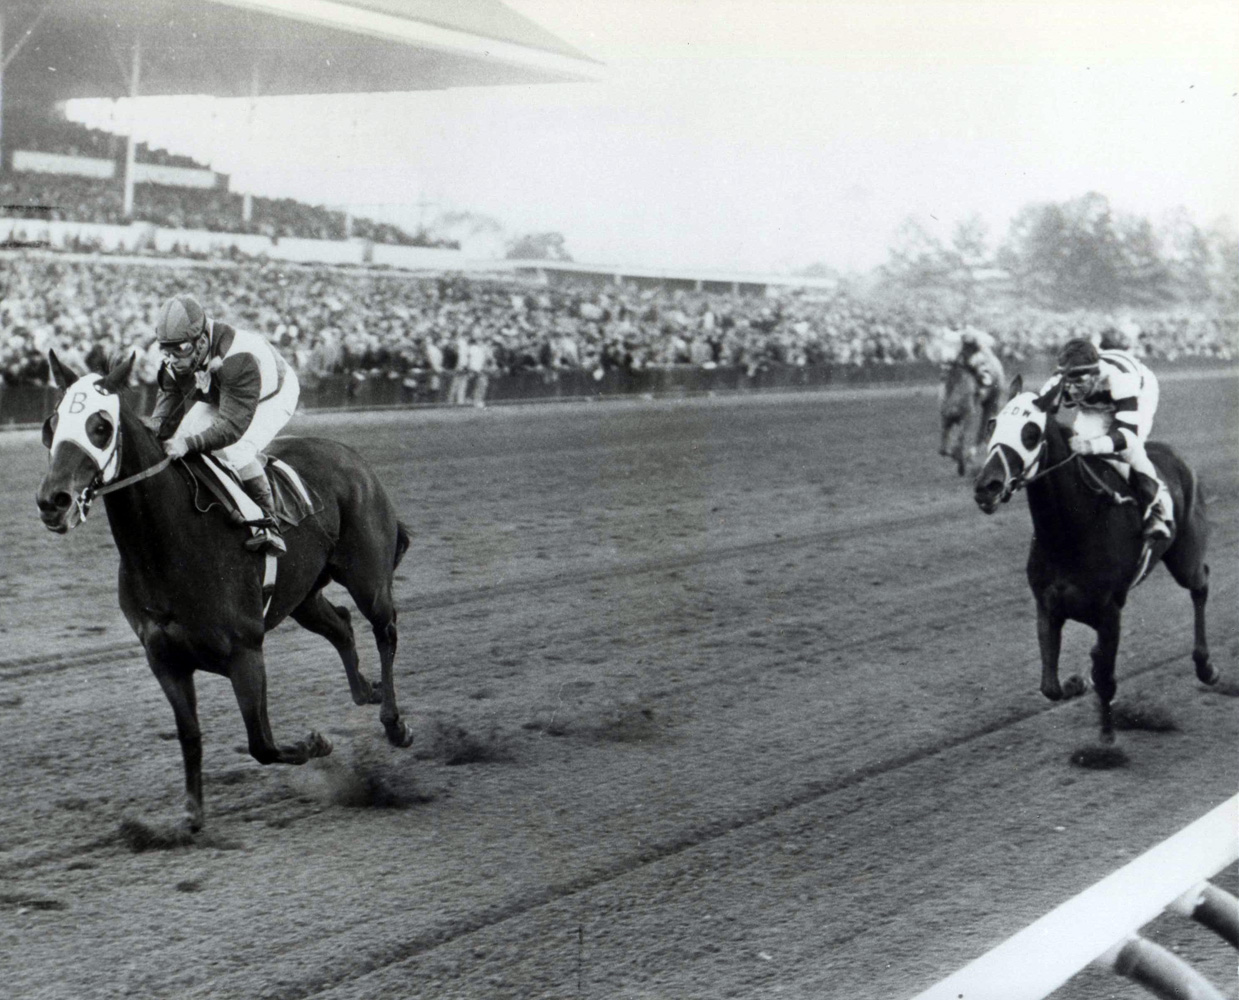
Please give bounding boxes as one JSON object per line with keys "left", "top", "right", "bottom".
{"left": 35, "top": 351, "right": 415, "bottom": 831}
{"left": 939, "top": 361, "right": 999, "bottom": 476}
{"left": 972, "top": 376, "right": 1216, "bottom": 744}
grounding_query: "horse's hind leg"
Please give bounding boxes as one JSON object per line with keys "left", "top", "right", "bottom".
{"left": 1188, "top": 566, "right": 1216, "bottom": 685}
{"left": 228, "top": 646, "right": 333, "bottom": 764}
{"left": 1090, "top": 606, "right": 1122, "bottom": 744}
{"left": 149, "top": 657, "right": 205, "bottom": 832}
{"left": 1164, "top": 546, "right": 1216, "bottom": 685}
{"left": 344, "top": 578, "right": 414, "bottom": 748}
{"left": 291, "top": 590, "right": 383, "bottom": 706}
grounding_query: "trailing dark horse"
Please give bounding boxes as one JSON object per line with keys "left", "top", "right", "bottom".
{"left": 35, "top": 352, "right": 414, "bottom": 831}
{"left": 939, "top": 361, "right": 999, "bottom": 476}
{"left": 972, "top": 376, "right": 1216, "bottom": 743}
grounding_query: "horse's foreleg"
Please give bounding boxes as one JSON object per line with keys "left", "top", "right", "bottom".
{"left": 228, "top": 647, "right": 333, "bottom": 764}
{"left": 939, "top": 419, "right": 953, "bottom": 457}
{"left": 150, "top": 660, "right": 204, "bottom": 832}
{"left": 1090, "top": 606, "right": 1122, "bottom": 744}
{"left": 1036, "top": 603, "right": 1069, "bottom": 700}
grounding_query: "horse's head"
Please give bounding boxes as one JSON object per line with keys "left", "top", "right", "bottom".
{"left": 35, "top": 350, "right": 135, "bottom": 533}
{"left": 973, "top": 375, "right": 1051, "bottom": 513}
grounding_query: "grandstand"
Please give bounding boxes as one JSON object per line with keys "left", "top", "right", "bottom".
{"left": 0, "top": 1, "right": 600, "bottom": 238}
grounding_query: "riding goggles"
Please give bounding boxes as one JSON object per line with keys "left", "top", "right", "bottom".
{"left": 160, "top": 336, "right": 202, "bottom": 359}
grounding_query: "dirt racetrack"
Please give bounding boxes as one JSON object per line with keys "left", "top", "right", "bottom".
{"left": 1, "top": 373, "right": 1236, "bottom": 1000}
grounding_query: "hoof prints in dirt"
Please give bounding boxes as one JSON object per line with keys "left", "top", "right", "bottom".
{"left": 1112, "top": 697, "right": 1178, "bottom": 732}
{"left": 523, "top": 700, "right": 665, "bottom": 744}
{"left": 315, "top": 758, "right": 436, "bottom": 809}
{"left": 0, "top": 894, "right": 68, "bottom": 911}
{"left": 420, "top": 719, "right": 512, "bottom": 766}
{"left": 116, "top": 818, "right": 243, "bottom": 853}
{"left": 1069, "top": 745, "right": 1130, "bottom": 770}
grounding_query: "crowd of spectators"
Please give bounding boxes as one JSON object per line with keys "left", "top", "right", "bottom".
{"left": 2, "top": 255, "right": 1235, "bottom": 395}
{"left": 1, "top": 169, "right": 463, "bottom": 245}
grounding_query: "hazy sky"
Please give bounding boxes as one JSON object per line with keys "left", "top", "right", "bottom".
{"left": 69, "top": 0, "right": 1239, "bottom": 273}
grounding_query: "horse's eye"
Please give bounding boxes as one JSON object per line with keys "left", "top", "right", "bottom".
{"left": 41, "top": 414, "right": 58, "bottom": 449}
{"left": 1021, "top": 421, "right": 1042, "bottom": 451}
{"left": 86, "top": 412, "right": 114, "bottom": 449}
{"left": 985, "top": 418, "right": 998, "bottom": 438}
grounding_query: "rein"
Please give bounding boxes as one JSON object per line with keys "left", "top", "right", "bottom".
{"left": 1019, "top": 450, "right": 1079, "bottom": 489}
{"left": 77, "top": 421, "right": 174, "bottom": 518}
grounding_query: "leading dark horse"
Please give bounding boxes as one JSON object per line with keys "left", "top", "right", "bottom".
{"left": 972, "top": 376, "right": 1216, "bottom": 743}
{"left": 35, "top": 352, "right": 415, "bottom": 831}
{"left": 939, "top": 361, "right": 999, "bottom": 476}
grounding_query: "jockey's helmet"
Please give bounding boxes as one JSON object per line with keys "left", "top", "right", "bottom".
{"left": 1055, "top": 337, "right": 1100, "bottom": 403}
{"left": 156, "top": 295, "right": 208, "bottom": 374}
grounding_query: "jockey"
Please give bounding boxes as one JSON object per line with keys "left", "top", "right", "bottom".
{"left": 956, "top": 326, "right": 1004, "bottom": 390}
{"left": 148, "top": 294, "right": 299, "bottom": 556}
{"left": 1042, "top": 338, "right": 1173, "bottom": 541}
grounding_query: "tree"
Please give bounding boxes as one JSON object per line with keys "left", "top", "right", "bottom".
{"left": 1159, "top": 208, "right": 1214, "bottom": 305}
{"left": 999, "top": 193, "right": 1125, "bottom": 310}
{"left": 505, "top": 232, "right": 573, "bottom": 261}
{"left": 1205, "top": 219, "right": 1239, "bottom": 312}
{"left": 1114, "top": 214, "right": 1172, "bottom": 307}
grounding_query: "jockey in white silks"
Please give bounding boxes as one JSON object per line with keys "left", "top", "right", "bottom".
{"left": 1040, "top": 337, "right": 1173, "bottom": 541}
{"left": 148, "top": 294, "right": 299, "bottom": 556}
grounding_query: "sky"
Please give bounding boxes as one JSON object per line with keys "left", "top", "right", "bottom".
{"left": 68, "top": 0, "right": 1239, "bottom": 274}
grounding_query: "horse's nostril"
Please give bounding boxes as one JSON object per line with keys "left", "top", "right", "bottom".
{"left": 51, "top": 491, "right": 73, "bottom": 510}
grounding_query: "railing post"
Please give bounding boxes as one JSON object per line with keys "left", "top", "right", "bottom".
{"left": 1102, "top": 935, "right": 1227, "bottom": 1000}
{"left": 1169, "top": 882, "right": 1239, "bottom": 949}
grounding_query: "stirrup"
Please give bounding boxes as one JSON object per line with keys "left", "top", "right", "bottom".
{"left": 245, "top": 527, "right": 287, "bottom": 556}
{"left": 1141, "top": 517, "right": 1173, "bottom": 541}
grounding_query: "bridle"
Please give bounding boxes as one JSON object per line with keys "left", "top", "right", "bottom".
{"left": 987, "top": 420, "right": 1079, "bottom": 504}
{"left": 51, "top": 384, "right": 173, "bottom": 522}
{"left": 76, "top": 431, "right": 173, "bottom": 521}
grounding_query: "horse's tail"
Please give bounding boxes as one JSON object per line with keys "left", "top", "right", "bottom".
{"left": 394, "top": 520, "right": 411, "bottom": 570}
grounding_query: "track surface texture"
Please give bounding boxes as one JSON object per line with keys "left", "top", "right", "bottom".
{"left": 1, "top": 376, "right": 1236, "bottom": 1000}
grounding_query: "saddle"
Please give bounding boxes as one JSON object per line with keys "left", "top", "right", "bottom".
{"left": 183, "top": 453, "right": 320, "bottom": 532}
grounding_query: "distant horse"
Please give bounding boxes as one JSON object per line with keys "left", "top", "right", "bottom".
{"left": 35, "top": 352, "right": 415, "bottom": 831}
{"left": 939, "top": 362, "right": 999, "bottom": 476}
{"left": 972, "top": 376, "right": 1216, "bottom": 743}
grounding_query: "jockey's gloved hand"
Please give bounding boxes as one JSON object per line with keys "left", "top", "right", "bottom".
{"left": 163, "top": 436, "right": 191, "bottom": 460}
{"left": 1070, "top": 435, "right": 1114, "bottom": 457}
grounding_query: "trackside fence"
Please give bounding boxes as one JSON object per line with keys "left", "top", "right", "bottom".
{"left": 909, "top": 794, "right": 1238, "bottom": 1000}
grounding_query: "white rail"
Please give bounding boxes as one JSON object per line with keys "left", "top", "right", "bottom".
{"left": 910, "top": 794, "right": 1238, "bottom": 1000}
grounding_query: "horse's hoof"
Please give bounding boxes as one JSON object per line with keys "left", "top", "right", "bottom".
{"left": 1041, "top": 684, "right": 1064, "bottom": 702}
{"left": 1099, "top": 728, "right": 1115, "bottom": 745}
{"left": 1061, "top": 675, "right": 1087, "bottom": 699}
{"left": 306, "top": 732, "right": 333, "bottom": 758}
{"left": 1196, "top": 659, "right": 1220, "bottom": 686}
{"left": 386, "top": 720, "right": 415, "bottom": 749}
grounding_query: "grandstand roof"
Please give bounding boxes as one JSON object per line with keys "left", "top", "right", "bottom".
{"left": 1, "top": 0, "right": 600, "bottom": 107}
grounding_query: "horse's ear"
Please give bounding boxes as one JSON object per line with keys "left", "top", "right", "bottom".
{"left": 1006, "top": 374, "right": 1023, "bottom": 401}
{"left": 48, "top": 350, "right": 80, "bottom": 389}
{"left": 1032, "top": 380, "right": 1063, "bottom": 414}
{"left": 99, "top": 350, "right": 136, "bottom": 394}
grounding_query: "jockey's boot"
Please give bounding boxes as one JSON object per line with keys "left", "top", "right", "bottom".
{"left": 240, "top": 472, "right": 287, "bottom": 556}
{"left": 1133, "top": 471, "right": 1174, "bottom": 541}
